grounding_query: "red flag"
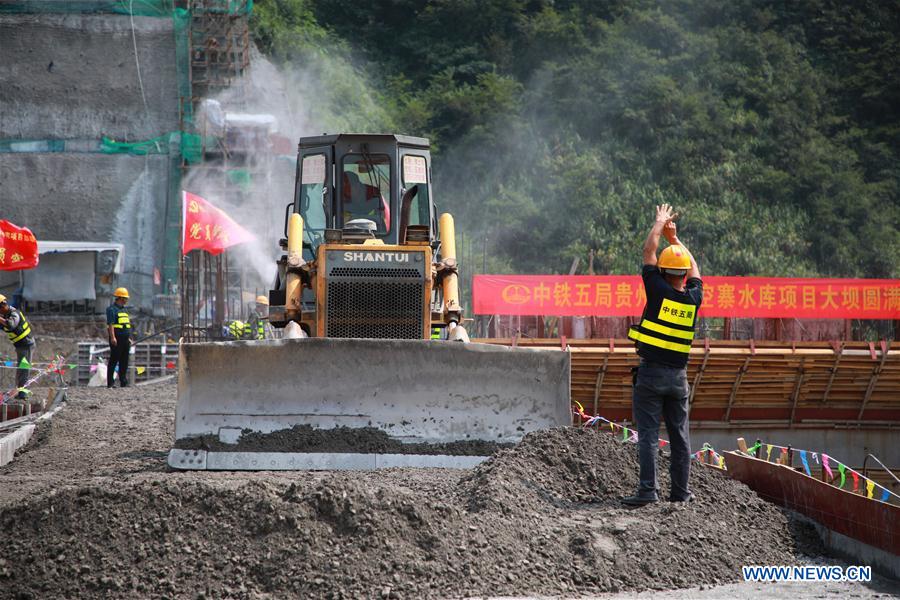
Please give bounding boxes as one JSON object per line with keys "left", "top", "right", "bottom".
{"left": 0, "top": 220, "right": 39, "bottom": 271}
{"left": 182, "top": 191, "right": 255, "bottom": 255}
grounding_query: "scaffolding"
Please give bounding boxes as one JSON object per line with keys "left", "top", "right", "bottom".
{"left": 174, "top": 0, "right": 279, "bottom": 339}
{"left": 187, "top": 0, "right": 251, "bottom": 112}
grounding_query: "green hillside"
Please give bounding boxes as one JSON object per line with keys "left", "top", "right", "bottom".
{"left": 252, "top": 0, "right": 900, "bottom": 278}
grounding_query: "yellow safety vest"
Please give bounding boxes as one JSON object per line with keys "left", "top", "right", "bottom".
{"left": 112, "top": 307, "right": 131, "bottom": 330}
{"left": 628, "top": 297, "right": 697, "bottom": 356}
{"left": 4, "top": 308, "right": 32, "bottom": 345}
{"left": 228, "top": 320, "right": 245, "bottom": 339}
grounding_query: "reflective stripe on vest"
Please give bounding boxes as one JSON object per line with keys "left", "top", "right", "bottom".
{"left": 431, "top": 327, "right": 441, "bottom": 340}
{"left": 628, "top": 297, "right": 697, "bottom": 355}
{"left": 5, "top": 310, "right": 32, "bottom": 344}
{"left": 112, "top": 308, "right": 131, "bottom": 329}
{"left": 257, "top": 320, "right": 265, "bottom": 339}
{"left": 640, "top": 318, "right": 695, "bottom": 340}
{"left": 628, "top": 328, "right": 692, "bottom": 354}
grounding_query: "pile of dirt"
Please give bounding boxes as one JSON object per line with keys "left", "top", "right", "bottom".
{"left": 1, "top": 424, "right": 822, "bottom": 599}
{"left": 175, "top": 424, "right": 514, "bottom": 456}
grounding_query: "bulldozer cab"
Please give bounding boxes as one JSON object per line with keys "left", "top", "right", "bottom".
{"left": 293, "top": 134, "right": 434, "bottom": 256}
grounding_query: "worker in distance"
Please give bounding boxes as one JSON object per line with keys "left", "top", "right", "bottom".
{"left": 622, "top": 203, "right": 702, "bottom": 506}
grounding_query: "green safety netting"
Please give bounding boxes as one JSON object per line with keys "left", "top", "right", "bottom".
{"left": 0, "top": 1, "right": 251, "bottom": 16}
{"left": 99, "top": 132, "right": 205, "bottom": 163}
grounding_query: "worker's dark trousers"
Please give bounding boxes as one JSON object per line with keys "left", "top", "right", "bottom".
{"left": 14, "top": 343, "right": 33, "bottom": 399}
{"left": 632, "top": 361, "right": 692, "bottom": 500}
{"left": 107, "top": 333, "right": 131, "bottom": 388}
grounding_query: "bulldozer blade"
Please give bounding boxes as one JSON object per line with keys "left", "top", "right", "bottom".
{"left": 168, "top": 338, "right": 570, "bottom": 470}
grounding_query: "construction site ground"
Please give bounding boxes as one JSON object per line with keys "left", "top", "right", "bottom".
{"left": 1, "top": 383, "right": 897, "bottom": 599}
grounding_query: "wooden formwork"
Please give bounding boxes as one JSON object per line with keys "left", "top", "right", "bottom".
{"left": 475, "top": 338, "right": 900, "bottom": 427}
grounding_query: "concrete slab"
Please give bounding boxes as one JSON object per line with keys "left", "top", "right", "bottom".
{"left": 0, "top": 424, "right": 35, "bottom": 467}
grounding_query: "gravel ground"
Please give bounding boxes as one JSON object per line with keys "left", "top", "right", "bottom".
{"left": 0, "top": 383, "right": 896, "bottom": 599}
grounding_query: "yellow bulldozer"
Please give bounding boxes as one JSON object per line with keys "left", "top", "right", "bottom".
{"left": 168, "top": 134, "right": 570, "bottom": 470}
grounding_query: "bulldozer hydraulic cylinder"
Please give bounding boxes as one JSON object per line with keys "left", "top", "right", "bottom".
{"left": 438, "top": 213, "right": 462, "bottom": 320}
{"left": 286, "top": 213, "right": 304, "bottom": 316}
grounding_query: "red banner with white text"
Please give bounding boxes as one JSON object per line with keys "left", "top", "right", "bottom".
{"left": 473, "top": 275, "right": 900, "bottom": 319}
{"left": 0, "top": 220, "right": 39, "bottom": 271}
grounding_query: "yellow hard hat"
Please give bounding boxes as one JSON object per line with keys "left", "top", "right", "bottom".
{"left": 256, "top": 295, "right": 269, "bottom": 306}
{"left": 0, "top": 294, "right": 6, "bottom": 304}
{"left": 114, "top": 287, "right": 130, "bottom": 299}
{"left": 658, "top": 245, "right": 691, "bottom": 271}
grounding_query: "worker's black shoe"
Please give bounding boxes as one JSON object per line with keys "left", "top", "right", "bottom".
{"left": 620, "top": 494, "right": 658, "bottom": 507}
{"left": 668, "top": 493, "right": 695, "bottom": 503}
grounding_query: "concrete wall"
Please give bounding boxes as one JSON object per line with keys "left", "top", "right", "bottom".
{"left": 0, "top": 153, "right": 172, "bottom": 305}
{"left": 0, "top": 13, "right": 180, "bottom": 309}
{"left": 0, "top": 14, "right": 178, "bottom": 139}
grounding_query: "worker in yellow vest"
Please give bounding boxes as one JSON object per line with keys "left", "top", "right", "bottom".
{"left": 623, "top": 204, "right": 702, "bottom": 506}
{"left": 106, "top": 287, "right": 132, "bottom": 388}
{"left": 0, "top": 294, "right": 36, "bottom": 400}
{"left": 246, "top": 296, "right": 273, "bottom": 340}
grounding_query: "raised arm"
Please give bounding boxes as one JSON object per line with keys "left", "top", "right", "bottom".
{"left": 663, "top": 220, "right": 700, "bottom": 279}
{"left": 643, "top": 203, "right": 677, "bottom": 266}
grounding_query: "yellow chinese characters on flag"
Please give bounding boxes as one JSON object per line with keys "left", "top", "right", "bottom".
{"left": 0, "top": 220, "right": 39, "bottom": 271}
{"left": 182, "top": 191, "right": 255, "bottom": 255}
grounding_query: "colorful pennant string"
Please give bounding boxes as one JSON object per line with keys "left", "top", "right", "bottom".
{"left": 573, "top": 406, "right": 900, "bottom": 503}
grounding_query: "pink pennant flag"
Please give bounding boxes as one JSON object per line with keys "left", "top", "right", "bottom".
{"left": 822, "top": 454, "right": 833, "bottom": 480}
{"left": 659, "top": 439, "right": 668, "bottom": 448}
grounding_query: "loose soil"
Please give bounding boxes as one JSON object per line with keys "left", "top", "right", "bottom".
{"left": 0, "top": 383, "right": 892, "bottom": 599}
{"left": 175, "top": 424, "right": 513, "bottom": 456}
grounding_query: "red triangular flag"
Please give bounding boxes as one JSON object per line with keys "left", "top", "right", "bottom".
{"left": 182, "top": 191, "right": 255, "bottom": 255}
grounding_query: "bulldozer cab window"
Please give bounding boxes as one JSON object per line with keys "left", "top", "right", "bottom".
{"left": 402, "top": 154, "right": 430, "bottom": 226}
{"left": 341, "top": 154, "right": 391, "bottom": 235}
{"left": 298, "top": 154, "right": 327, "bottom": 245}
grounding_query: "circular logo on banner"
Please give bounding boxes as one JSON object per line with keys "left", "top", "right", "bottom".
{"left": 501, "top": 284, "right": 531, "bottom": 305}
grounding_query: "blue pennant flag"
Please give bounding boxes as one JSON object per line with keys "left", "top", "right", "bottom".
{"left": 799, "top": 450, "right": 811, "bottom": 476}
{"left": 881, "top": 489, "right": 890, "bottom": 502}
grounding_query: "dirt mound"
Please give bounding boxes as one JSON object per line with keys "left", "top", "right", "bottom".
{"left": 0, "top": 424, "right": 821, "bottom": 599}
{"left": 175, "top": 424, "right": 512, "bottom": 456}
